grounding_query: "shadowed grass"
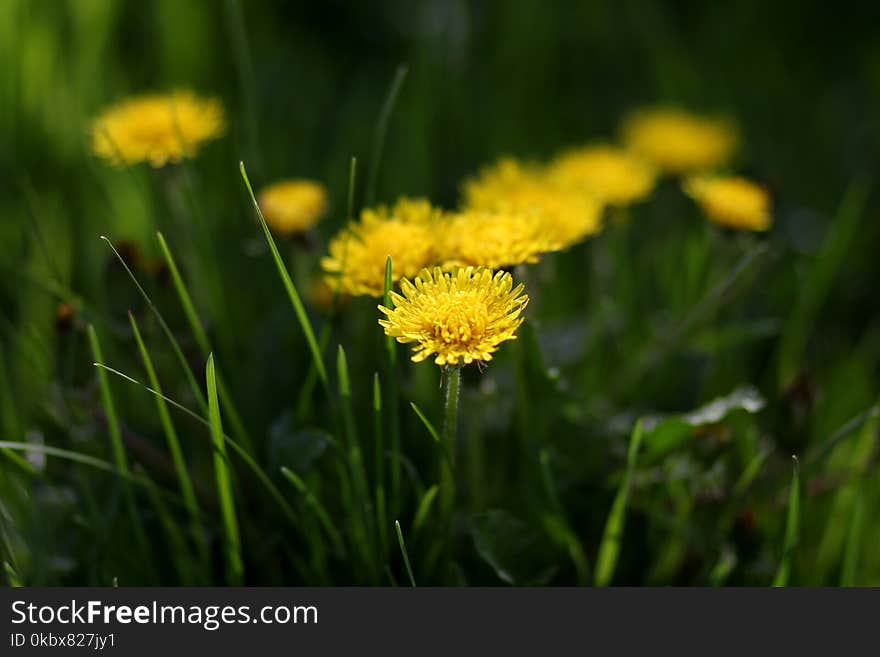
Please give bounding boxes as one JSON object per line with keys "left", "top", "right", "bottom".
{"left": 595, "top": 419, "right": 643, "bottom": 586}
{"left": 773, "top": 456, "right": 800, "bottom": 587}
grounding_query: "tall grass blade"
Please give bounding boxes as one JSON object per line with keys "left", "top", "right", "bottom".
{"left": 595, "top": 419, "right": 643, "bottom": 586}
{"left": 773, "top": 456, "right": 800, "bottom": 587}
{"left": 87, "top": 325, "right": 150, "bottom": 565}
{"left": 280, "top": 467, "right": 344, "bottom": 554}
{"left": 373, "top": 372, "right": 388, "bottom": 560}
{"left": 129, "top": 312, "right": 205, "bottom": 559}
{"left": 100, "top": 236, "right": 208, "bottom": 415}
{"left": 777, "top": 180, "right": 868, "bottom": 387}
{"left": 337, "top": 345, "right": 374, "bottom": 574}
{"left": 0, "top": 441, "right": 181, "bottom": 500}
{"left": 384, "top": 256, "right": 401, "bottom": 511}
{"left": 394, "top": 520, "right": 416, "bottom": 587}
{"left": 156, "top": 231, "right": 252, "bottom": 452}
{"left": 412, "top": 484, "right": 439, "bottom": 536}
{"left": 366, "top": 65, "right": 408, "bottom": 205}
{"left": 205, "top": 354, "right": 243, "bottom": 585}
{"left": 239, "top": 162, "right": 328, "bottom": 389}
{"left": 92, "top": 363, "right": 297, "bottom": 522}
{"left": 840, "top": 480, "right": 864, "bottom": 586}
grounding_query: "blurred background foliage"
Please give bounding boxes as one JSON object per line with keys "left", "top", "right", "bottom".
{"left": 0, "top": 0, "right": 879, "bottom": 585}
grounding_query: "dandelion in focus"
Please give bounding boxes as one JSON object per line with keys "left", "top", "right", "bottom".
{"left": 462, "top": 158, "right": 603, "bottom": 252}
{"left": 547, "top": 145, "right": 657, "bottom": 206}
{"left": 258, "top": 180, "right": 327, "bottom": 235}
{"left": 683, "top": 175, "right": 771, "bottom": 231}
{"left": 378, "top": 266, "right": 528, "bottom": 366}
{"left": 321, "top": 197, "right": 443, "bottom": 297}
{"left": 90, "top": 90, "right": 225, "bottom": 167}
{"left": 621, "top": 108, "right": 737, "bottom": 174}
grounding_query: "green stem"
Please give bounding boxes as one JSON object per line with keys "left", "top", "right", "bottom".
{"left": 440, "top": 365, "right": 461, "bottom": 516}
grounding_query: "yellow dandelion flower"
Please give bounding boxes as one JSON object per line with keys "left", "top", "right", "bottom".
{"left": 321, "top": 197, "right": 443, "bottom": 297}
{"left": 258, "top": 180, "right": 327, "bottom": 235}
{"left": 442, "top": 210, "right": 546, "bottom": 269}
{"left": 90, "top": 90, "right": 225, "bottom": 167}
{"left": 547, "top": 145, "right": 657, "bottom": 206}
{"left": 378, "top": 266, "right": 528, "bottom": 366}
{"left": 621, "top": 108, "right": 737, "bottom": 174}
{"left": 462, "top": 158, "right": 603, "bottom": 251}
{"left": 683, "top": 175, "right": 771, "bottom": 231}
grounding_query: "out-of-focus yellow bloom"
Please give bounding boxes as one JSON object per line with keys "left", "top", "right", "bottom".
{"left": 309, "top": 278, "right": 348, "bottom": 313}
{"left": 683, "top": 175, "right": 771, "bottom": 231}
{"left": 258, "top": 180, "right": 327, "bottom": 235}
{"left": 462, "top": 158, "right": 603, "bottom": 252}
{"left": 547, "top": 145, "right": 657, "bottom": 206}
{"left": 621, "top": 108, "right": 737, "bottom": 174}
{"left": 442, "top": 210, "right": 546, "bottom": 269}
{"left": 90, "top": 91, "right": 225, "bottom": 167}
{"left": 321, "top": 197, "right": 443, "bottom": 297}
{"left": 378, "top": 266, "right": 528, "bottom": 367}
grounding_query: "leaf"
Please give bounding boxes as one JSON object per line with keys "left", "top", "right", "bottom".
{"left": 641, "top": 386, "right": 766, "bottom": 458}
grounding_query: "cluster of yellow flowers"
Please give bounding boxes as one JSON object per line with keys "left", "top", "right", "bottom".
{"left": 88, "top": 92, "right": 772, "bottom": 368}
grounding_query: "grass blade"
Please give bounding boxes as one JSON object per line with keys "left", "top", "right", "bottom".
{"left": 280, "top": 467, "right": 344, "bottom": 554}
{"left": 129, "top": 312, "right": 205, "bottom": 560}
{"left": 337, "top": 345, "right": 375, "bottom": 575}
{"left": 412, "top": 484, "right": 439, "bottom": 536}
{"left": 0, "top": 441, "right": 181, "bottom": 500}
{"left": 92, "top": 362, "right": 299, "bottom": 525}
{"left": 87, "top": 324, "right": 151, "bottom": 568}
{"left": 100, "top": 235, "right": 208, "bottom": 415}
{"left": 595, "top": 419, "right": 644, "bottom": 586}
{"left": 777, "top": 180, "right": 869, "bottom": 387}
{"left": 206, "top": 354, "right": 243, "bottom": 585}
{"left": 773, "top": 456, "right": 800, "bottom": 587}
{"left": 156, "top": 231, "right": 252, "bottom": 452}
{"left": 394, "top": 520, "right": 416, "bottom": 587}
{"left": 384, "top": 256, "right": 402, "bottom": 511}
{"left": 373, "top": 372, "right": 388, "bottom": 561}
{"left": 239, "top": 161, "right": 328, "bottom": 389}
{"left": 366, "top": 65, "right": 408, "bottom": 205}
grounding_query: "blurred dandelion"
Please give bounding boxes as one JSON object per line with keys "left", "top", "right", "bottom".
{"left": 684, "top": 174, "right": 771, "bottom": 231}
{"left": 547, "top": 144, "right": 657, "bottom": 206}
{"left": 462, "top": 157, "right": 603, "bottom": 252}
{"left": 621, "top": 107, "right": 737, "bottom": 173}
{"left": 442, "top": 210, "right": 546, "bottom": 269}
{"left": 258, "top": 180, "right": 327, "bottom": 236}
{"left": 90, "top": 90, "right": 225, "bottom": 167}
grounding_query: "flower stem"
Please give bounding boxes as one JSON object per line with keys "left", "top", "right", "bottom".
{"left": 440, "top": 365, "right": 461, "bottom": 516}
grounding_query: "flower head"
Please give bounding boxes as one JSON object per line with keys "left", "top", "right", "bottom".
{"left": 321, "top": 197, "right": 443, "bottom": 297}
{"left": 547, "top": 145, "right": 657, "bottom": 206}
{"left": 683, "top": 175, "right": 771, "bottom": 231}
{"left": 90, "top": 91, "right": 225, "bottom": 167}
{"left": 462, "top": 158, "right": 603, "bottom": 252}
{"left": 258, "top": 180, "right": 327, "bottom": 235}
{"left": 621, "top": 108, "right": 737, "bottom": 174}
{"left": 442, "top": 210, "right": 546, "bottom": 269}
{"left": 379, "top": 266, "right": 528, "bottom": 366}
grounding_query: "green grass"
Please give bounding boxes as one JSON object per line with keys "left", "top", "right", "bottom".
{"left": 1, "top": 0, "right": 879, "bottom": 587}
